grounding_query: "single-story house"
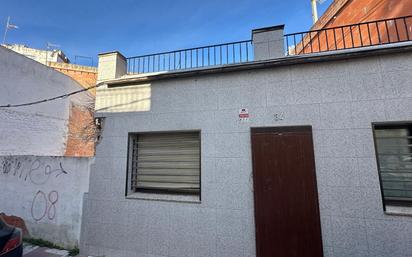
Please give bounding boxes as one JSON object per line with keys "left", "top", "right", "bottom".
{"left": 81, "top": 17, "right": 412, "bottom": 257}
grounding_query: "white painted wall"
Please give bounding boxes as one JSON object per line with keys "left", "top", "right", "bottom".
{"left": 0, "top": 156, "right": 91, "bottom": 247}
{"left": 0, "top": 45, "right": 92, "bottom": 156}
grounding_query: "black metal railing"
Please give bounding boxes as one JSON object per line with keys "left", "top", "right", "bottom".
{"left": 285, "top": 15, "right": 412, "bottom": 56}
{"left": 127, "top": 40, "right": 253, "bottom": 74}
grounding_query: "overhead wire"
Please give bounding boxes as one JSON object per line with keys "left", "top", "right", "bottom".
{"left": 0, "top": 83, "right": 103, "bottom": 108}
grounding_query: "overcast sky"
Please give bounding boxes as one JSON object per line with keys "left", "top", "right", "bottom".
{"left": 1, "top": 0, "right": 332, "bottom": 66}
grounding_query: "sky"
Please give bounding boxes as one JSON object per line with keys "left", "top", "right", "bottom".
{"left": 0, "top": 0, "right": 333, "bottom": 66}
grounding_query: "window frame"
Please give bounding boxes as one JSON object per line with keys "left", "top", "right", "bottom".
{"left": 125, "top": 130, "right": 202, "bottom": 201}
{"left": 372, "top": 121, "right": 412, "bottom": 212}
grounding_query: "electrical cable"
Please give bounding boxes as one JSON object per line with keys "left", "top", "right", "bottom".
{"left": 0, "top": 83, "right": 103, "bottom": 108}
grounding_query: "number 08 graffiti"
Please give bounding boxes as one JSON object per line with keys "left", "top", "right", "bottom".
{"left": 30, "top": 190, "right": 59, "bottom": 222}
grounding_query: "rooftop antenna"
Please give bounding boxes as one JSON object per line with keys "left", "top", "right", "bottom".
{"left": 2, "top": 16, "right": 19, "bottom": 45}
{"left": 47, "top": 42, "right": 60, "bottom": 50}
{"left": 311, "top": 0, "right": 326, "bottom": 24}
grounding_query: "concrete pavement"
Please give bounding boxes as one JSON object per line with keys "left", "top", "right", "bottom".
{"left": 23, "top": 243, "right": 69, "bottom": 257}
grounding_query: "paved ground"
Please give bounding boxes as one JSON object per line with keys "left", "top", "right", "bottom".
{"left": 22, "top": 243, "right": 87, "bottom": 257}
{"left": 23, "top": 243, "right": 70, "bottom": 257}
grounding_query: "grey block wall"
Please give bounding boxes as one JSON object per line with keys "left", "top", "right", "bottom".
{"left": 81, "top": 51, "right": 412, "bottom": 257}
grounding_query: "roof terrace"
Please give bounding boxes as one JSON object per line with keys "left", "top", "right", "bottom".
{"left": 124, "top": 15, "right": 412, "bottom": 75}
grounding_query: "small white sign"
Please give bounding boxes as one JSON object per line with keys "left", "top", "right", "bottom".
{"left": 239, "top": 108, "right": 249, "bottom": 121}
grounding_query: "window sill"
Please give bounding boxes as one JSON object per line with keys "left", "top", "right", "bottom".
{"left": 384, "top": 205, "right": 412, "bottom": 217}
{"left": 126, "top": 191, "right": 201, "bottom": 203}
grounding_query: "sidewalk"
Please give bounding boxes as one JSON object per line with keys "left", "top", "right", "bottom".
{"left": 23, "top": 243, "right": 69, "bottom": 257}
{"left": 23, "top": 243, "right": 88, "bottom": 257}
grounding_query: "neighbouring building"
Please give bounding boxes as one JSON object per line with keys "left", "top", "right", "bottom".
{"left": 312, "top": 0, "right": 412, "bottom": 31}
{"left": 2, "top": 44, "right": 98, "bottom": 95}
{"left": 0, "top": 45, "right": 95, "bottom": 156}
{"left": 47, "top": 62, "right": 98, "bottom": 156}
{"left": 0, "top": 45, "right": 95, "bottom": 247}
{"left": 48, "top": 62, "right": 97, "bottom": 95}
{"left": 80, "top": 14, "right": 412, "bottom": 257}
{"left": 1, "top": 44, "right": 70, "bottom": 64}
{"left": 288, "top": 0, "right": 412, "bottom": 55}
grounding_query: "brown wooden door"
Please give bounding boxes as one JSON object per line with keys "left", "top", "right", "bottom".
{"left": 251, "top": 126, "right": 323, "bottom": 257}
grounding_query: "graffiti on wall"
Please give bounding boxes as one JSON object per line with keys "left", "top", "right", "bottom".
{"left": 1, "top": 157, "right": 68, "bottom": 185}
{"left": 31, "top": 190, "right": 59, "bottom": 222}
{"left": 1, "top": 157, "right": 68, "bottom": 222}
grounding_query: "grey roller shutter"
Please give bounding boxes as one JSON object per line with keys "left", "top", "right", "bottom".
{"left": 130, "top": 132, "right": 200, "bottom": 194}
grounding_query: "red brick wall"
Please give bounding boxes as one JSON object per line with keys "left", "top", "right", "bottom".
{"left": 47, "top": 62, "right": 97, "bottom": 157}
{"left": 48, "top": 62, "right": 97, "bottom": 96}
{"left": 295, "top": 0, "right": 412, "bottom": 54}
{"left": 318, "top": 0, "right": 412, "bottom": 29}
{"left": 64, "top": 104, "right": 95, "bottom": 157}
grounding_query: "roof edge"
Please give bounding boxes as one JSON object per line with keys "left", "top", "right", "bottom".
{"left": 98, "top": 51, "right": 127, "bottom": 60}
{"left": 252, "top": 24, "right": 285, "bottom": 34}
{"left": 103, "top": 42, "right": 412, "bottom": 86}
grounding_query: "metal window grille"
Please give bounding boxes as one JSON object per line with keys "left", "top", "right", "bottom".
{"left": 373, "top": 123, "right": 412, "bottom": 207}
{"left": 129, "top": 132, "right": 200, "bottom": 195}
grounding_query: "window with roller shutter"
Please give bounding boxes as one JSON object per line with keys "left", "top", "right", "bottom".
{"left": 127, "top": 131, "right": 200, "bottom": 195}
